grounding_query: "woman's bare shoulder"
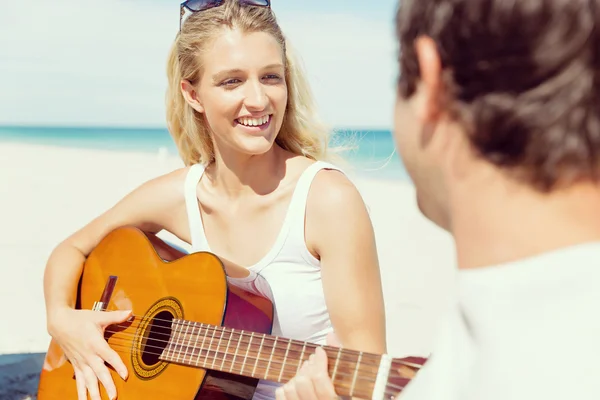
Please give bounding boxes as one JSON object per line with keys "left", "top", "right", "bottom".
{"left": 101, "top": 165, "right": 194, "bottom": 226}
{"left": 283, "top": 154, "right": 361, "bottom": 209}
{"left": 140, "top": 166, "right": 191, "bottom": 197}
{"left": 303, "top": 163, "right": 376, "bottom": 267}
{"left": 56, "top": 166, "right": 195, "bottom": 257}
{"left": 308, "top": 167, "right": 363, "bottom": 214}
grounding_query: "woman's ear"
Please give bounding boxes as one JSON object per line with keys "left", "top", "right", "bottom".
{"left": 180, "top": 80, "right": 205, "bottom": 113}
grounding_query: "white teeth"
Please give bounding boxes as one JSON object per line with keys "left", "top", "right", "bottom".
{"left": 238, "top": 115, "right": 269, "bottom": 127}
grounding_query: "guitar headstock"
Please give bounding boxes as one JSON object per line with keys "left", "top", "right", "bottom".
{"left": 383, "top": 356, "right": 428, "bottom": 399}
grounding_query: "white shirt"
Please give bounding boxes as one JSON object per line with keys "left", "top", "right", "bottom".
{"left": 399, "top": 242, "right": 600, "bottom": 400}
{"left": 183, "top": 161, "right": 345, "bottom": 399}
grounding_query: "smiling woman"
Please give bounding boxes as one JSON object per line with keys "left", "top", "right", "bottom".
{"left": 176, "top": 28, "right": 288, "bottom": 158}
{"left": 167, "top": 0, "right": 336, "bottom": 166}
{"left": 40, "top": 1, "right": 387, "bottom": 400}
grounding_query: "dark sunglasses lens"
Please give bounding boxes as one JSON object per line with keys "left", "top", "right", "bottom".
{"left": 183, "top": 0, "right": 222, "bottom": 12}
{"left": 240, "top": 0, "right": 270, "bottom": 6}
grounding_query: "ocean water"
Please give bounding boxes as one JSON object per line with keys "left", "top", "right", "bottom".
{"left": 0, "top": 125, "right": 409, "bottom": 181}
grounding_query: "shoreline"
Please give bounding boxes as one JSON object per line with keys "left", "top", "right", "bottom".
{"left": 0, "top": 138, "right": 411, "bottom": 183}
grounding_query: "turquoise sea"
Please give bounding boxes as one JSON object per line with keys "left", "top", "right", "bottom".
{"left": 0, "top": 125, "right": 409, "bottom": 181}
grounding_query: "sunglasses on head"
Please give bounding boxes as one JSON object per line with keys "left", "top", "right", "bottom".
{"left": 180, "top": 0, "right": 271, "bottom": 30}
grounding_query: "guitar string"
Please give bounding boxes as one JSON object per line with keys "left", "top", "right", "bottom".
{"left": 105, "top": 317, "right": 381, "bottom": 364}
{"left": 104, "top": 334, "right": 401, "bottom": 388}
{"left": 103, "top": 338, "right": 410, "bottom": 396}
{"left": 91, "top": 312, "right": 420, "bottom": 395}
{"left": 103, "top": 320, "right": 423, "bottom": 371}
{"left": 105, "top": 322, "right": 382, "bottom": 365}
{"left": 103, "top": 319, "right": 424, "bottom": 373}
{"left": 103, "top": 331, "right": 413, "bottom": 394}
{"left": 103, "top": 315, "right": 423, "bottom": 369}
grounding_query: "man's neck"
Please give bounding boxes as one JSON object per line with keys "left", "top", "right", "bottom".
{"left": 450, "top": 177, "right": 600, "bottom": 270}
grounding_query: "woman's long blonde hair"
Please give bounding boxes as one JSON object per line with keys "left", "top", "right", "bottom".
{"left": 165, "top": 0, "right": 344, "bottom": 166}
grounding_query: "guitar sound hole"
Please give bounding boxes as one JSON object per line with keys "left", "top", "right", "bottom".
{"left": 141, "top": 310, "right": 174, "bottom": 366}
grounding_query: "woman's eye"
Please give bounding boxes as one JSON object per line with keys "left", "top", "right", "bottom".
{"left": 221, "top": 78, "right": 241, "bottom": 86}
{"left": 263, "top": 74, "right": 282, "bottom": 82}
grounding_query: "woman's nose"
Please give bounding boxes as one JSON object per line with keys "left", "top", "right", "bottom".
{"left": 243, "top": 81, "right": 268, "bottom": 110}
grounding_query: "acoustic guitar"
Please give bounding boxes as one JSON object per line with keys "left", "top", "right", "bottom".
{"left": 36, "top": 226, "right": 425, "bottom": 400}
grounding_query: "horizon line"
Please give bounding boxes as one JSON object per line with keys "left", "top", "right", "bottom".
{"left": 0, "top": 122, "right": 393, "bottom": 132}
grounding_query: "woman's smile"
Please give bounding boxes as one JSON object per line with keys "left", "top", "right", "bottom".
{"left": 234, "top": 113, "right": 273, "bottom": 134}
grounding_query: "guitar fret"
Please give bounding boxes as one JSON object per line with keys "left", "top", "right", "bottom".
{"left": 198, "top": 324, "right": 208, "bottom": 367}
{"left": 252, "top": 335, "right": 265, "bottom": 377}
{"left": 211, "top": 327, "right": 224, "bottom": 369}
{"left": 179, "top": 320, "right": 189, "bottom": 363}
{"left": 265, "top": 337, "right": 278, "bottom": 379}
{"left": 350, "top": 351, "right": 363, "bottom": 396}
{"left": 165, "top": 320, "right": 176, "bottom": 360}
{"left": 183, "top": 321, "right": 192, "bottom": 363}
{"left": 241, "top": 332, "right": 254, "bottom": 375}
{"left": 175, "top": 321, "right": 185, "bottom": 363}
{"left": 188, "top": 321, "right": 197, "bottom": 364}
{"left": 191, "top": 322, "right": 201, "bottom": 366}
{"left": 296, "top": 344, "right": 306, "bottom": 373}
{"left": 278, "top": 339, "right": 292, "bottom": 381}
{"left": 331, "top": 348, "right": 342, "bottom": 382}
{"left": 221, "top": 328, "right": 233, "bottom": 371}
{"left": 230, "top": 329, "right": 243, "bottom": 373}
{"left": 206, "top": 325, "right": 216, "bottom": 366}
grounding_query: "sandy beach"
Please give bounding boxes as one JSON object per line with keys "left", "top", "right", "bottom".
{"left": 0, "top": 142, "right": 456, "bottom": 395}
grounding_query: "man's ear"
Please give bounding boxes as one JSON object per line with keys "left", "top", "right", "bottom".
{"left": 181, "top": 80, "right": 204, "bottom": 113}
{"left": 414, "top": 35, "right": 442, "bottom": 124}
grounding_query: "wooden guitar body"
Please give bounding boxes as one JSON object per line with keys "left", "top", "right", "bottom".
{"left": 37, "top": 226, "right": 274, "bottom": 400}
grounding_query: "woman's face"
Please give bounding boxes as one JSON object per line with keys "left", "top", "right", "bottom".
{"left": 192, "top": 28, "right": 288, "bottom": 158}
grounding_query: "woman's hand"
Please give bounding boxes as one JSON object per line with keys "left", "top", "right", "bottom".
{"left": 276, "top": 332, "right": 340, "bottom": 400}
{"left": 48, "top": 307, "right": 132, "bottom": 400}
{"left": 275, "top": 346, "right": 338, "bottom": 400}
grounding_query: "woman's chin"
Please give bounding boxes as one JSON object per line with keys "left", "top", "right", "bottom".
{"left": 234, "top": 136, "right": 277, "bottom": 156}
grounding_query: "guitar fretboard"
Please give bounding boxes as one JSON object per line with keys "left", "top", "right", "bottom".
{"left": 160, "top": 319, "right": 382, "bottom": 399}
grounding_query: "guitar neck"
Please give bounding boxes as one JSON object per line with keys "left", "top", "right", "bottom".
{"left": 160, "top": 319, "right": 390, "bottom": 399}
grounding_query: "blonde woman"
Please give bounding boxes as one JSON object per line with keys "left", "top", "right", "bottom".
{"left": 42, "top": 1, "right": 387, "bottom": 399}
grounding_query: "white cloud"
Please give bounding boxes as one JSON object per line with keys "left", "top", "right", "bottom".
{"left": 0, "top": 0, "right": 398, "bottom": 129}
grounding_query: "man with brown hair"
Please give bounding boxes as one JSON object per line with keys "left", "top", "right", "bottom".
{"left": 275, "top": 0, "right": 600, "bottom": 399}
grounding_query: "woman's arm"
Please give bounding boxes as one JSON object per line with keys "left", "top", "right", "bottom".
{"left": 44, "top": 168, "right": 187, "bottom": 400}
{"left": 306, "top": 169, "right": 387, "bottom": 354}
{"left": 275, "top": 169, "right": 387, "bottom": 400}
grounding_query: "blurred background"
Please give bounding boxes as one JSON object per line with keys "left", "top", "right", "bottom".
{"left": 0, "top": 0, "right": 409, "bottom": 179}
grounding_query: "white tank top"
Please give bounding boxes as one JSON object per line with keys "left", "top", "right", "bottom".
{"left": 183, "top": 160, "right": 343, "bottom": 399}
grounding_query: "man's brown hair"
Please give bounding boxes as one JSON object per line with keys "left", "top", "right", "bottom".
{"left": 396, "top": 0, "right": 600, "bottom": 191}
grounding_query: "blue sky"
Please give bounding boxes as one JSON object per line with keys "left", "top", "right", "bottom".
{"left": 0, "top": 0, "right": 401, "bottom": 130}
{"left": 272, "top": 0, "right": 399, "bottom": 20}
